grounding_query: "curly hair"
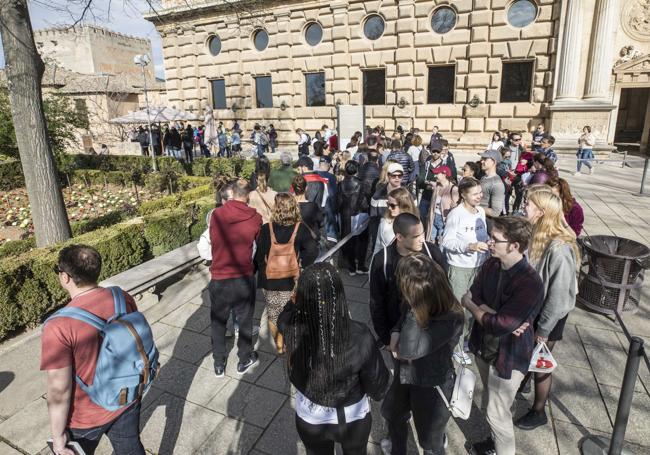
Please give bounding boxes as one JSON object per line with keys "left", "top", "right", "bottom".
{"left": 272, "top": 192, "right": 301, "bottom": 226}
{"left": 527, "top": 191, "right": 580, "bottom": 269}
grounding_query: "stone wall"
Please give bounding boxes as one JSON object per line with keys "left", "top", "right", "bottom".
{"left": 35, "top": 26, "right": 154, "bottom": 79}
{"left": 153, "top": 0, "right": 560, "bottom": 146}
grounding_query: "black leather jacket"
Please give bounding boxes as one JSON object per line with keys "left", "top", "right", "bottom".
{"left": 278, "top": 304, "right": 391, "bottom": 408}
{"left": 394, "top": 309, "right": 464, "bottom": 387}
{"left": 337, "top": 176, "right": 365, "bottom": 217}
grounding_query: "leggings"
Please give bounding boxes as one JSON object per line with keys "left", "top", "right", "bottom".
{"left": 296, "top": 413, "right": 371, "bottom": 455}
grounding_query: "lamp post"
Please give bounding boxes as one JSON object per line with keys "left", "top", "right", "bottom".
{"left": 134, "top": 54, "right": 157, "bottom": 172}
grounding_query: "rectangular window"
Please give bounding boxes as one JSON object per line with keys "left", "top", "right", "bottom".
{"left": 255, "top": 76, "right": 273, "bottom": 108}
{"left": 427, "top": 65, "right": 455, "bottom": 104}
{"left": 363, "top": 69, "right": 385, "bottom": 105}
{"left": 74, "top": 98, "right": 89, "bottom": 129}
{"left": 210, "top": 79, "right": 227, "bottom": 109}
{"left": 500, "top": 61, "right": 534, "bottom": 102}
{"left": 305, "top": 72, "right": 325, "bottom": 107}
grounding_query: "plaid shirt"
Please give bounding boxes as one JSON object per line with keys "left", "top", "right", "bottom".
{"left": 469, "top": 257, "right": 544, "bottom": 379}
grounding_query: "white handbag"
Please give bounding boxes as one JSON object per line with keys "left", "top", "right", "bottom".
{"left": 436, "top": 363, "right": 476, "bottom": 420}
{"left": 197, "top": 209, "right": 214, "bottom": 261}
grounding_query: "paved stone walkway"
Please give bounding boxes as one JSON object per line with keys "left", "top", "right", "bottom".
{"left": 0, "top": 155, "right": 649, "bottom": 454}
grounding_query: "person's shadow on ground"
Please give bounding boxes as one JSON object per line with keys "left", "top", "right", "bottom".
{"left": 0, "top": 371, "right": 14, "bottom": 394}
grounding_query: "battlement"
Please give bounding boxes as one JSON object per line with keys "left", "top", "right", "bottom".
{"left": 34, "top": 24, "right": 149, "bottom": 45}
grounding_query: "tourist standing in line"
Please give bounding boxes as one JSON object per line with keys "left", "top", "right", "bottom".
{"left": 337, "top": 160, "right": 369, "bottom": 275}
{"left": 297, "top": 128, "right": 310, "bottom": 156}
{"left": 463, "top": 216, "right": 544, "bottom": 455}
{"left": 529, "top": 154, "right": 557, "bottom": 186}
{"left": 507, "top": 132, "right": 525, "bottom": 167}
{"left": 459, "top": 161, "right": 481, "bottom": 184}
{"left": 382, "top": 253, "right": 463, "bottom": 455}
{"left": 486, "top": 132, "right": 505, "bottom": 152}
{"left": 531, "top": 124, "right": 548, "bottom": 153}
{"left": 369, "top": 162, "right": 404, "bottom": 254}
{"left": 426, "top": 165, "right": 459, "bottom": 245}
{"left": 406, "top": 135, "right": 424, "bottom": 179}
{"left": 576, "top": 125, "right": 596, "bottom": 176}
{"left": 295, "top": 155, "right": 329, "bottom": 208}
{"left": 248, "top": 170, "right": 277, "bottom": 225}
{"left": 515, "top": 191, "right": 579, "bottom": 431}
{"left": 417, "top": 148, "right": 443, "bottom": 229}
{"left": 268, "top": 152, "right": 296, "bottom": 193}
{"left": 385, "top": 139, "right": 415, "bottom": 187}
{"left": 439, "top": 140, "right": 458, "bottom": 183}
{"left": 182, "top": 124, "right": 194, "bottom": 163}
{"left": 429, "top": 125, "right": 443, "bottom": 151}
{"left": 41, "top": 246, "right": 147, "bottom": 455}
{"left": 278, "top": 263, "right": 390, "bottom": 454}
{"left": 369, "top": 213, "right": 447, "bottom": 351}
{"left": 539, "top": 136, "right": 558, "bottom": 164}
{"left": 374, "top": 187, "right": 418, "bottom": 255}
{"left": 549, "top": 177, "right": 584, "bottom": 236}
{"left": 317, "top": 157, "right": 340, "bottom": 243}
{"left": 479, "top": 150, "right": 506, "bottom": 218}
{"left": 209, "top": 180, "right": 262, "bottom": 377}
{"left": 254, "top": 194, "right": 318, "bottom": 354}
{"left": 292, "top": 174, "right": 324, "bottom": 243}
{"left": 440, "top": 177, "right": 489, "bottom": 364}
{"left": 268, "top": 124, "right": 278, "bottom": 154}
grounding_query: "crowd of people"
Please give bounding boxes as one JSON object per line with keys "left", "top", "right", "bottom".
{"left": 41, "top": 122, "right": 588, "bottom": 455}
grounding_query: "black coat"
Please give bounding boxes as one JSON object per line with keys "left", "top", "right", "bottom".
{"left": 337, "top": 176, "right": 365, "bottom": 237}
{"left": 278, "top": 304, "right": 391, "bottom": 408}
{"left": 369, "top": 241, "right": 447, "bottom": 346}
{"left": 395, "top": 309, "right": 463, "bottom": 387}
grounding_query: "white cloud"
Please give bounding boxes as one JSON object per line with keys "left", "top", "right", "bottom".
{"left": 0, "top": 0, "right": 165, "bottom": 78}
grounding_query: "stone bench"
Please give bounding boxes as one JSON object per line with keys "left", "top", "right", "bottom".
{"left": 100, "top": 241, "right": 203, "bottom": 299}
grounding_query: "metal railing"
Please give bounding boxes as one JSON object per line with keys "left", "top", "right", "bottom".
{"left": 315, "top": 218, "right": 369, "bottom": 263}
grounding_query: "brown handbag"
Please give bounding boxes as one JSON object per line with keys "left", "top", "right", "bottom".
{"left": 265, "top": 221, "right": 301, "bottom": 280}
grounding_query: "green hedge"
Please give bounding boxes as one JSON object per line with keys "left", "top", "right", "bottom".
{"left": 0, "top": 160, "right": 25, "bottom": 190}
{"left": 138, "top": 184, "right": 214, "bottom": 216}
{"left": 143, "top": 209, "right": 190, "bottom": 257}
{"left": 0, "top": 221, "right": 147, "bottom": 339}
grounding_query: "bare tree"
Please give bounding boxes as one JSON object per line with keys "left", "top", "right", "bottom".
{"left": 0, "top": 0, "right": 72, "bottom": 247}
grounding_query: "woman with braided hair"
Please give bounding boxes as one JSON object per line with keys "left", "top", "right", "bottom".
{"left": 277, "top": 263, "right": 390, "bottom": 455}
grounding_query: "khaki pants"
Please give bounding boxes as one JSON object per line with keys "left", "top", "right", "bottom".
{"left": 475, "top": 357, "right": 524, "bottom": 455}
{"left": 448, "top": 264, "right": 480, "bottom": 345}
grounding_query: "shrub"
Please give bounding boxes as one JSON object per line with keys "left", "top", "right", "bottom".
{"left": 188, "top": 198, "right": 216, "bottom": 241}
{"left": 0, "top": 238, "right": 36, "bottom": 259}
{"left": 143, "top": 209, "right": 190, "bottom": 257}
{"left": 178, "top": 175, "right": 212, "bottom": 191}
{"left": 0, "top": 221, "right": 146, "bottom": 340}
{"left": 138, "top": 184, "right": 213, "bottom": 215}
{"left": 71, "top": 208, "right": 136, "bottom": 236}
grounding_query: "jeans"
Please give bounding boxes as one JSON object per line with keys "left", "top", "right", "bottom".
{"left": 296, "top": 412, "right": 372, "bottom": 455}
{"left": 577, "top": 149, "right": 593, "bottom": 171}
{"left": 324, "top": 203, "right": 339, "bottom": 241}
{"left": 476, "top": 358, "right": 525, "bottom": 455}
{"left": 418, "top": 199, "right": 431, "bottom": 232}
{"left": 257, "top": 143, "right": 265, "bottom": 158}
{"left": 183, "top": 145, "right": 193, "bottom": 163}
{"left": 382, "top": 367, "right": 454, "bottom": 455}
{"left": 431, "top": 213, "right": 445, "bottom": 243}
{"left": 69, "top": 402, "right": 144, "bottom": 455}
{"left": 208, "top": 277, "right": 255, "bottom": 364}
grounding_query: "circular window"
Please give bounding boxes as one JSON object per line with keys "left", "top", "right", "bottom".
{"left": 207, "top": 35, "right": 221, "bottom": 56}
{"left": 507, "top": 0, "right": 538, "bottom": 28}
{"left": 253, "top": 29, "right": 269, "bottom": 51}
{"left": 305, "top": 22, "right": 323, "bottom": 46}
{"left": 363, "top": 14, "right": 385, "bottom": 40}
{"left": 431, "top": 7, "right": 457, "bottom": 34}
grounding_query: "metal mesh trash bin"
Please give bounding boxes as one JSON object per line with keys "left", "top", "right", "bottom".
{"left": 577, "top": 236, "right": 650, "bottom": 314}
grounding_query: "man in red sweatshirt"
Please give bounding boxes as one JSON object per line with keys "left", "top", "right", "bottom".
{"left": 209, "top": 179, "right": 262, "bottom": 377}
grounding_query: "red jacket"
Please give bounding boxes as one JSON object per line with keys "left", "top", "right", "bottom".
{"left": 209, "top": 200, "right": 262, "bottom": 280}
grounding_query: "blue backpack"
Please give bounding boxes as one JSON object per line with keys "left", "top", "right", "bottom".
{"left": 45, "top": 287, "right": 159, "bottom": 411}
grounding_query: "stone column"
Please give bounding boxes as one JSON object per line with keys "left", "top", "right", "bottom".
{"left": 584, "top": 0, "right": 620, "bottom": 101}
{"left": 555, "top": 0, "right": 583, "bottom": 100}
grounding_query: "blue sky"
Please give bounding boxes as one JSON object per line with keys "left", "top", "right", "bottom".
{"left": 0, "top": 0, "right": 165, "bottom": 78}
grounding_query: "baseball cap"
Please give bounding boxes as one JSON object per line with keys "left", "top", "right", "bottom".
{"left": 280, "top": 151, "right": 292, "bottom": 166}
{"left": 387, "top": 162, "right": 404, "bottom": 175}
{"left": 432, "top": 165, "right": 452, "bottom": 178}
{"left": 294, "top": 155, "right": 314, "bottom": 170}
{"left": 480, "top": 150, "right": 501, "bottom": 163}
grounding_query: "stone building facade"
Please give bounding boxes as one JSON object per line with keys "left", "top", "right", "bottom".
{"left": 149, "top": 0, "right": 650, "bottom": 151}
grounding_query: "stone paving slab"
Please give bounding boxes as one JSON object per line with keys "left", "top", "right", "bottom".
{"left": 0, "top": 441, "right": 22, "bottom": 454}
{"left": 0, "top": 397, "right": 50, "bottom": 454}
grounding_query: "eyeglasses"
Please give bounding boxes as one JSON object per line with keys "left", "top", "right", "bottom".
{"left": 488, "top": 237, "right": 509, "bottom": 244}
{"left": 388, "top": 203, "right": 398, "bottom": 209}
{"left": 512, "top": 138, "right": 521, "bottom": 141}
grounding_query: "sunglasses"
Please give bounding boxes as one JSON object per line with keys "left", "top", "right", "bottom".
{"left": 53, "top": 265, "right": 63, "bottom": 274}
{"left": 388, "top": 203, "right": 398, "bottom": 209}
{"left": 388, "top": 173, "right": 403, "bottom": 178}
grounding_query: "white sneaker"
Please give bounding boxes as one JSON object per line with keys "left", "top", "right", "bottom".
{"left": 589, "top": 167, "right": 594, "bottom": 175}
{"left": 443, "top": 433, "right": 448, "bottom": 449}
{"left": 380, "top": 438, "right": 391, "bottom": 455}
{"left": 453, "top": 351, "right": 472, "bottom": 365}
{"left": 573, "top": 171, "right": 582, "bottom": 176}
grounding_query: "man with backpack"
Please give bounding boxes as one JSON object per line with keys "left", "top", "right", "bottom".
{"left": 41, "top": 245, "right": 155, "bottom": 455}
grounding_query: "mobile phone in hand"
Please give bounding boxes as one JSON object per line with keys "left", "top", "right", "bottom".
{"left": 46, "top": 439, "right": 86, "bottom": 455}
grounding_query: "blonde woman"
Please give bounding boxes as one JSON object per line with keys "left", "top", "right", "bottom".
{"left": 515, "top": 191, "right": 580, "bottom": 431}
{"left": 254, "top": 193, "right": 318, "bottom": 353}
{"left": 248, "top": 172, "right": 277, "bottom": 224}
{"left": 426, "top": 166, "right": 459, "bottom": 244}
{"left": 374, "top": 187, "right": 418, "bottom": 255}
